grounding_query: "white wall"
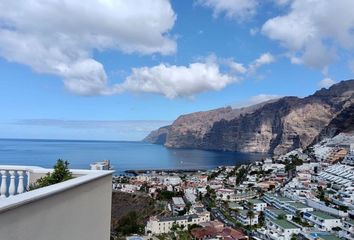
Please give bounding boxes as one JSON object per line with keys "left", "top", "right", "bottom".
{"left": 0, "top": 174, "right": 112, "bottom": 240}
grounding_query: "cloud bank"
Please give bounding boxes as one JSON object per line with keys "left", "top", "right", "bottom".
{"left": 262, "top": 0, "right": 354, "bottom": 71}
{"left": 0, "top": 0, "right": 176, "bottom": 95}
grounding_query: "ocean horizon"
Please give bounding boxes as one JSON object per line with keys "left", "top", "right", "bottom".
{"left": 0, "top": 138, "right": 268, "bottom": 174}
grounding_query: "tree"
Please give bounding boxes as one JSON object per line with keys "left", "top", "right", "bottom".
{"left": 30, "top": 159, "right": 72, "bottom": 190}
{"left": 236, "top": 167, "right": 247, "bottom": 185}
{"left": 290, "top": 234, "right": 297, "bottom": 240}
{"left": 258, "top": 211, "right": 265, "bottom": 227}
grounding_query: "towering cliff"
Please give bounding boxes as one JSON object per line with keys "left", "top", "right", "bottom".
{"left": 144, "top": 80, "right": 354, "bottom": 155}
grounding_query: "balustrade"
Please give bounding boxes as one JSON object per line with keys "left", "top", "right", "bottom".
{"left": 0, "top": 169, "right": 28, "bottom": 198}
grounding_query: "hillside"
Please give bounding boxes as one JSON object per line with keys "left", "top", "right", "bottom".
{"left": 144, "top": 80, "right": 354, "bottom": 156}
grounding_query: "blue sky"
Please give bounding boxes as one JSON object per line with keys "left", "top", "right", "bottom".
{"left": 0, "top": 0, "right": 353, "bottom": 140}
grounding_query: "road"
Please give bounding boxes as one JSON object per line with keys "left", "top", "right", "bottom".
{"left": 210, "top": 207, "right": 236, "bottom": 228}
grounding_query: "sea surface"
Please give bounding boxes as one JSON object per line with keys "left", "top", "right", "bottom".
{"left": 0, "top": 139, "right": 267, "bottom": 174}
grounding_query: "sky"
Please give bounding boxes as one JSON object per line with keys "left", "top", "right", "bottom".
{"left": 0, "top": 0, "right": 353, "bottom": 141}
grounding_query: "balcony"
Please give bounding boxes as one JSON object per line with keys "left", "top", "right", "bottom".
{"left": 0, "top": 165, "right": 113, "bottom": 240}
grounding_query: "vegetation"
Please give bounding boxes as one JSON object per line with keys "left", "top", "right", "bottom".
{"left": 115, "top": 211, "right": 144, "bottom": 235}
{"left": 111, "top": 191, "right": 160, "bottom": 238}
{"left": 285, "top": 155, "right": 303, "bottom": 172}
{"left": 30, "top": 159, "right": 72, "bottom": 190}
{"left": 156, "top": 189, "right": 183, "bottom": 201}
{"left": 236, "top": 166, "right": 247, "bottom": 184}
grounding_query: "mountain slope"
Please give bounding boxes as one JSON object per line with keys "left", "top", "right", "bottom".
{"left": 145, "top": 80, "right": 354, "bottom": 155}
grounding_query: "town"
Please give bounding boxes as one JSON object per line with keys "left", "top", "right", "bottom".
{"left": 111, "top": 144, "right": 354, "bottom": 240}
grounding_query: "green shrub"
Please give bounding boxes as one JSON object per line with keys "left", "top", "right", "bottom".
{"left": 30, "top": 159, "right": 73, "bottom": 190}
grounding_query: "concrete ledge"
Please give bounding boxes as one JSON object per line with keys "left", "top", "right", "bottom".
{"left": 0, "top": 169, "right": 114, "bottom": 214}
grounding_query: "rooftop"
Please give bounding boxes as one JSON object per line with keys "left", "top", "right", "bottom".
{"left": 345, "top": 219, "right": 354, "bottom": 226}
{"left": 249, "top": 199, "right": 265, "bottom": 204}
{"left": 311, "top": 210, "right": 338, "bottom": 220}
{"left": 288, "top": 202, "right": 310, "bottom": 209}
{"left": 172, "top": 197, "right": 185, "bottom": 206}
{"left": 158, "top": 214, "right": 199, "bottom": 222}
{"left": 318, "top": 235, "right": 342, "bottom": 240}
{"left": 266, "top": 208, "right": 289, "bottom": 216}
{"left": 272, "top": 219, "right": 300, "bottom": 229}
{"left": 228, "top": 202, "right": 242, "bottom": 209}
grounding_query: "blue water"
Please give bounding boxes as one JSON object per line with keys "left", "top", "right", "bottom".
{"left": 0, "top": 139, "right": 267, "bottom": 174}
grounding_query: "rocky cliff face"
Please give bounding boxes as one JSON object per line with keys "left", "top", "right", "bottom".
{"left": 143, "top": 125, "right": 170, "bottom": 144}
{"left": 145, "top": 80, "right": 354, "bottom": 155}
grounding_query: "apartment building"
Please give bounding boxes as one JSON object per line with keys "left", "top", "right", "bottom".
{"left": 145, "top": 211, "right": 210, "bottom": 234}
{"left": 303, "top": 210, "right": 342, "bottom": 231}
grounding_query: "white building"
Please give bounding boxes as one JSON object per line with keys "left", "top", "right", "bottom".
{"left": 265, "top": 219, "right": 301, "bottom": 240}
{"left": 339, "top": 219, "right": 354, "bottom": 240}
{"left": 265, "top": 208, "right": 293, "bottom": 221}
{"left": 0, "top": 165, "right": 113, "bottom": 240}
{"left": 282, "top": 202, "right": 313, "bottom": 215}
{"left": 303, "top": 210, "right": 342, "bottom": 231}
{"left": 90, "top": 159, "right": 110, "bottom": 170}
{"left": 317, "top": 164, "right": 354, "bottom": 187}
{"left": 171, "top": 197, "right": 186, "bottom": 214}
{"left": 248, "top": 199, "right": 267, "bottom": 212}
{"left": 343, "top": 144, "right": 354, "bottom": 166}
{"left": 145, "top": 211, "right": 210, "bottom": 234}
{"left": 216, "top": 188, "right": 234, "bottom": 201}
{"left": 184, "top": 188, "right": 197, "bottom": 205}
{"left": 237, "top": 210, "right": 259, "bottom": 226}
{"left": 162, "top": 176, "right": 181, "bottom": 186}
{"left": 263, "top": 193, "right": 295, "bottom": 209}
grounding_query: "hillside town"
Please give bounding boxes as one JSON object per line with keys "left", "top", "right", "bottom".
{"left": 111, "top": 144, "right": 354, "bottom": 240}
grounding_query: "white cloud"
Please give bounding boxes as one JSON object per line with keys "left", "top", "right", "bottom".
{"left": 262, "top": 0, "right": 354, "bottom": 70}
{"left": 118, "top": 61, "right": 236, "bottom": 99}
{"left": 224, "top": 59, "right": 247, "bottom": 74}
{"left": 0, "top": 0, "right": 176, "bottom": 95}
{"left": 318, "top": 78, "right": 336, "bottom": 89}
{"left": 234, "top": 94, "right": 281, "bottom": 107}
{"left": 248, "top": 53, "right": 275, "bottom": 73}
{"left": 116, "top": 52, "right": 275, "bottom": 99}
{"left": 197, "top": 0, "right": 258, "bottom": 21}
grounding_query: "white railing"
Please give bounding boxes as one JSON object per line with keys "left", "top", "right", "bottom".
{"left": 0, "top": 166, "right": 41, "bottom": 198}
{"left": 0, "top": 165, "right": 113, "bottom": 199}
{"left": 0, "top": 165, "right": 113, "bottom": 240}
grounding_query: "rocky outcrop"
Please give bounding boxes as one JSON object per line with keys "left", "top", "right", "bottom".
{"left": 145, "top": 80, "right": 354, "bottom": 155}
{"left": 143, "top": 125, "right": 170, "bottom": 144}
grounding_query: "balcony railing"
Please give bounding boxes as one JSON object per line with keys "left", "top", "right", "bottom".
{"left": 0, "top": 165, "right": 114, "bottom": 240}
{"left": 0, "top": 165, "right": 43, "bottom": 198}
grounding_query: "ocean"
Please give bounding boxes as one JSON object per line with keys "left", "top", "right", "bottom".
{"left": 0, "top": 139, "right": 267, "bottom": 174}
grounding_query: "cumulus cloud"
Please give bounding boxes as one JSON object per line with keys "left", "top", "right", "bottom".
{"left": 197, "top": 0, "right": 258, "bottom": 21}
{"left": 262, "top": 0, "right": 354, "bottom": 70}
{"left": 248, "top": 53, "right": 275, "bottom": 73}
{"left": 118, "top": 61, "right": 236, "bottom": 99}
{"left": 318, "top": 78, "right": 336, "bottom": 89}
{"left": 0, "top": 0, "right": 176, "bottom": 95}
{"left": 115, "top": 52, "right": 275, "bottom": 99}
